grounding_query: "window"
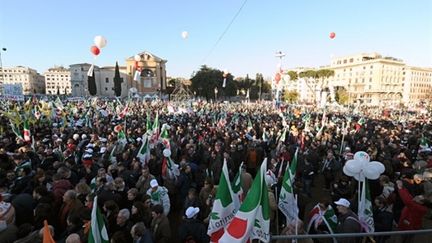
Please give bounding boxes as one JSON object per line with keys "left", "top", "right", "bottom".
{"left": 349, "top": 58, "right": 354, "bottom": 63}
{"left": 343, "top": 59, "right": 347, "bottom": 64}
{"left": 105, "top": 87, "right": 108, "bottom": 91}
{"left": 106, "top": 78, "right": 109, "bottom": 83}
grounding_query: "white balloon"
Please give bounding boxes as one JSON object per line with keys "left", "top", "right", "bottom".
{"left": 354, "top": 151, "right": 370, "bottom": 163}
{"left": 363, "top": 161, "right": 385, "bottom": 179}
{"left": 181, "top": 31, "right": 189, "bottom": 39}
{"left": 343, "top": 164, "right": 356, "bottom": 177}
{"left": 94, "top": 36, "right": 107, "bottom": 49}
{"left": 369, "top": 161, "right": 385, "bottom": 174}
{"left": 363, "top": 166, "right": 381, "bottom": 180}
{"left": 163, "top": 149, "right": 171, "bottom": 158}
{"left": 134, "top": 54, "right": 141, "bottom": 62}
{"left": 344, "top": 160, "right": 363, "bottom": 174}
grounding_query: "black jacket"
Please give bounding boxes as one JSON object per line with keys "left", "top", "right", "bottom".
{"left": 178, "top": 218, "right": 209, "bottom": 243}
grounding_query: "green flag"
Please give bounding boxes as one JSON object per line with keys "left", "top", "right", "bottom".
{"left": 88, "top": 196, "right": 109, "bottom": 243}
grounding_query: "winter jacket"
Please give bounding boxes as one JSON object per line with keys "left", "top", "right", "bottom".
{"left": 336, "top": 210, "right": 361, "bottom": 243}
{"left": 147, "top": 186, "right": 171, "bottom": 216}
{"left": 178, "top": 218, "right": 209, "bottom": 243}
{"left": 398, "top": 188, "right": 428, "bottom": 230}
{"left": 151, "top": 215, "right": 171, "bottom": 243}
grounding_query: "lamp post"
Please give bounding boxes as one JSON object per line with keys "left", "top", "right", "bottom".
{"left": 0, "top": 48, "right": 7, "bottom": 95}
{"left": 274, "top": 51, "right": 286, "bottom": 103}
{"left": 214, "top": 87, "right": 218, "bottom": 101}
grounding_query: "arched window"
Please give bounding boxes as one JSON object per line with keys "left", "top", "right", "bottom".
{"left": 141, "top": 69, "right": 154, "bottom": 77}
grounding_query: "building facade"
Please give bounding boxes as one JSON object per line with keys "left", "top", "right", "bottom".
{"left": 0, "top": 66, "right": 45, "bottom": 95}
{"left": 125, "top": 51, "right": 167, "bottom": 95}
{"left": 44, "top": 66, "right": 71, "bottom": 95}
{"left": 70, "top": 63, "right": 128, "bottom": 97}
{"left": 284, "top": 53, "right": 432, "bottom": 106}
{"left": 402, "top": 66, "right": 432, "bottom": 105}
{"left": 329, "top": 53, "right": 432, "bottom": 106}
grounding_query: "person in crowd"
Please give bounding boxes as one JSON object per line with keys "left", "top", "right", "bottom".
{"left": 150, "top": 204, "right": 171, "bottom": 243}
{"left": 334, "top": 198, "right": 362, "bottom": 243}
{"left": 130, "top": 222, "right": 154, "bottom": 243}
{"left": 147, "top": 179, "right": 170, "bottom": 216}
{"left": 397, "top": 179, "right": 428, "bottom": 243}
{"left": 178, "top": 206, "right": 209, "bottom": 243}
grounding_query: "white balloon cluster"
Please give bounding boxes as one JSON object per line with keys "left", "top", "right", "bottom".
{"left": 343, "top": 151, "right": 385, "bottom": 181}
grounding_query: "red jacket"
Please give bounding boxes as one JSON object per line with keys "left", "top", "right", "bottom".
{"left": 398, "top": 188, "right": 428, "bottom": 230}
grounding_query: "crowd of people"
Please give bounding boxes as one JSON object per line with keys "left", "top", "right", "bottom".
{"left": 0, "top": 97, "right": 431, "bottom": 243}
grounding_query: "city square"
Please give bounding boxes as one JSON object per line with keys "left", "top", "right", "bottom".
{"left": 0, "top": 1, "right": 431, "bottom": 243}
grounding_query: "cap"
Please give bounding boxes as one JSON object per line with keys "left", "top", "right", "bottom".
{"left": 73, "top": 134, "right": 79, "bottom": 140}
{"left": 99, "top": 147, "right": 107, "bottom": 154}
{"left": 86, "top": 143, "right": 94, "bottom": 148}
{"left": 81, "top": 134, "right": 87, "bottom": 140}
{"left": 84, "top": 148, "right": 94, "bottom": 154}
{"left": 99, "top": 138, "right": 107, "bottom": 143}
{"left": 83, "top": 153, "right": 93, "bottom": 159}
{"left": 150, "top": 179, "right": 159, "bottom": 188}
{"left": 185, "top": 207, "right": 200, "bottom": 219}
{"left": 334, "top": 198, "right": 350, "bottom": 208}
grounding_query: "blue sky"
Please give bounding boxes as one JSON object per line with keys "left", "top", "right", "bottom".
{"left": 1, "top": 0, "right": 431, "bottom": 79}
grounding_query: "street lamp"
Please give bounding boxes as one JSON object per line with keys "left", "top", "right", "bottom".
{"left": 274, "top": 51, "right": 286, "bottom": 103}
{"left": 214, "top": 87, "right": 218, "bottom": 101}
{"left": 0, "top": 48, "right": 7, "bottom": 95}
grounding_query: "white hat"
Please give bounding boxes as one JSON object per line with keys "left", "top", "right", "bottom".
{"left": 84, "top": 148, "right": 93, "bottom": 154}
{"left": 81, "top": 134, "right": 87, "bottom": 140}
{"left": 86, "top": 143, "right": 94, "bottom": 148}
{"left": 83, "top": 153, "right": 92, "bottom": 159}
{"left": 334, "top": 198, "right": 350, "bottom": 208}
{"left": 150, "top": 179, "right": 159, "bottom": 188}
{"left": 185, "top": 207, "right": 200, "bottom": 219}
{"left": 99, "top": 147, "right": 107, "bottom": 154}
{"left": 73, "top": 134, "right": 79, "bottom": 140}
{"left": 100, "top": 138, "right": 107, "bottom": 143}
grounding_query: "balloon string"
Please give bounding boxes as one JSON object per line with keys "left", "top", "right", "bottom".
{"left": 201, "top": 0, "right": 249, "bottom": 64}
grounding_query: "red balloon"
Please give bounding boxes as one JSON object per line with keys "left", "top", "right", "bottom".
{"left": 275, "top": 73, "right": 281, "bottom": 82}
{"left": 90, "top": 45, "right": 100, "bottom": 56}
{"left": 329, "top": 32, "right": 336, "bottom": 39}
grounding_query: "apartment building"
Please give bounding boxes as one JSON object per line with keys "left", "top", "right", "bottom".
{"left": 44, "top": 66, "right": 71, "bottom": 95}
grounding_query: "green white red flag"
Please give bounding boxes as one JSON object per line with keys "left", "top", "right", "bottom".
{"left": 208, "top": 159, "right": 238, "bottom": 242}
{"left": 219, "top": 159, "right": 270, "bottom": 243}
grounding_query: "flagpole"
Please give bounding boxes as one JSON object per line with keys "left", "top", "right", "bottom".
{"left": 294, "top": 194, "right": 298, "bottom": 243}
{"left": 275, "top": 186, "right": 279, "bottom": 235}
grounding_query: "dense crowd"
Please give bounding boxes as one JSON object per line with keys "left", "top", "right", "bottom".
{"left": 0, "top": 98, "right": 431, "bottom": 243}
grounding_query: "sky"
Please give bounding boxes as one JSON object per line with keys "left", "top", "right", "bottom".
{"left": 1, "top": 0, "right": 431, "bottom": 79}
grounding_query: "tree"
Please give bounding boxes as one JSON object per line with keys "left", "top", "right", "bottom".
{"left": 287, "top": 71, "right": 298, "bottom": 81}
{"left": 335, "top": 86, "right": 349, "bottom": 105}
{"left": 191, "top": 65, "right": 236, "bottom": 100}
{"left": 88, "top": 69, "right": 97, "bottom": 96}
{"left": 113, "top": 61, "right": 122, "bottom": 97}
{"left": 283, "top": 90, "right": 299, "bottom": 103}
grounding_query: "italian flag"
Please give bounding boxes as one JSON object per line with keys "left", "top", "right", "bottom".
{"left": 119, "top": 103, "right": 129, "bottom": 119}
{"left": 278, "top": 148, "right": 299, "bottom": 224}
{"left": 358, "top": 180, "right": 375, "bottom": 233}
{"left": 306, "top": 204, "right": 338, "bottom": 234}
{"left": 136, "top": 135, "right": 150, "bottom": 164}
{"left": 23, "top": 120, "right": 31, "bottom": 142}
{"left": 219, "top": 159, "right": 270, "bottom": 243}
{"left": 160, "top": 123, "right": 171, "bottom": 149}
{"left": 88, "top": 196, "right": 109, "bottom": 243}
{"left": 146, "top": 112, "right": 152, "bottom": 135}
{"left": 231, "top": 162, "right": 244, "bottom": 208}
{"left": 208, "top": 159, "right": 238, "bottom": 242}
{"left": 151, "top": 112, "right": 160, "bottom": 142}
{"left": 161, "top": 155, "right": 179, "bottom": 179}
